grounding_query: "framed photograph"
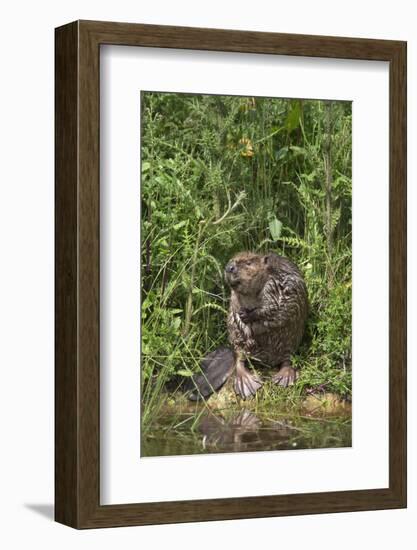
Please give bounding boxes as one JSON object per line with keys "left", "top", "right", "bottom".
{"left": 55, "top": 20, "right": 406, "bottom": 528}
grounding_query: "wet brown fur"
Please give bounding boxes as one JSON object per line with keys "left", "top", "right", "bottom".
{"left": 225, "top": 251, "right": 308, "bottom": 369}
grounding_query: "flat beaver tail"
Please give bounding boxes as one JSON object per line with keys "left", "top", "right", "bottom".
{"left": 187, "top": 347, "right": 234, "bottom": 401}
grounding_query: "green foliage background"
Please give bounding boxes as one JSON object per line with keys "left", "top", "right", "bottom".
{"left": 141, "top": 92, "right": 352, "bottom": 422}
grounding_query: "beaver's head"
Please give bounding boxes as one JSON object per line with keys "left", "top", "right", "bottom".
{"left": 225, "top": 252, "right": 271, "bottom": 296}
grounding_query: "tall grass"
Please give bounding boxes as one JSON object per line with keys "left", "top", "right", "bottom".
{"left": 141, "top": 92, "right": 352, "bottom": 429}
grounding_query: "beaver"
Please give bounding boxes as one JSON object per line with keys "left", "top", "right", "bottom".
{"left": 187, "top": 252, "right": 308, "bottom": 400}
{"left": 225, "top": 251, "right": 308, "bottom": 398}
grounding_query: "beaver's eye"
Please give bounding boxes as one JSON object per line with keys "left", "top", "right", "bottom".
{"left": 246, "top": 260, "right": 252, "bottom": 266}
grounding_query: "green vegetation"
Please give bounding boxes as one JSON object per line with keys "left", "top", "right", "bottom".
{"left": 141, "top": 92, "right": 352, "bottom": 430}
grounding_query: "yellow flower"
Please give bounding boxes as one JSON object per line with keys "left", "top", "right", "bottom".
{"left": 240, "top": 97, "right": 256, "bottom": 112}
{"left": 239, "top": 137, "right": 254, "bottom": 157}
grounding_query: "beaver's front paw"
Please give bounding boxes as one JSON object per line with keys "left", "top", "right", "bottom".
{"left": 239, "top": 307, "right": 258, "bottom": 324}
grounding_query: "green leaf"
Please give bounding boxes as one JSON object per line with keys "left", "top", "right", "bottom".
{"left": 276, "top": 145, "right": 306, "bottom": 161}
{"left": 176, "top": 369, "right": 194, "bottom": 377}
{"left": 268, "top": 216, "right": 283, "bottom": 241}
{"left": 286, "top": 100, "right": 302, "bottom": 132}
{"left": 276, "top": 146, "right": 289, "bottom": 161}
{"left": 172, "top": 317, "right": 181, "bottom": 330}
{"left": 289, "top": 145, "right": 307, "bottom": 156}
{"left": 173, "top": 220, "right": 187, "bottom": 230}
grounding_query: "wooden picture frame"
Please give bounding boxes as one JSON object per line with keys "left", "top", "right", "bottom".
{"left": 55, "top": 20, "right": 407, "bottom": 529}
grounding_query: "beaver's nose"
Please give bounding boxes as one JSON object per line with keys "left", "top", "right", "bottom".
{"left": 226, "top": 262, "right": 237, "bottom": 274}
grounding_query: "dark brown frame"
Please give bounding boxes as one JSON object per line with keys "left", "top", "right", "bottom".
{"left": 55, "top": 20, "right": 407, "bottom": 529}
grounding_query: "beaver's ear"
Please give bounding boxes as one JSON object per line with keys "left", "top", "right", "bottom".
{"left": 263, "top": 255, "right": 270, "bottom": 264}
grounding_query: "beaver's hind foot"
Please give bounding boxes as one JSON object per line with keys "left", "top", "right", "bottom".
{"left": 272, "top": 362, "right": 298, "bottom": 387}
{"left": 234, "top": 365, "right": 263, "bottom": 399}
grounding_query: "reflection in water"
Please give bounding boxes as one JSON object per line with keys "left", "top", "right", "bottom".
{"left": 199, "top": 409, "right": 294, "bottom": 453}
{"left": 142, "top": 408, "right": 352, "bottom": 457}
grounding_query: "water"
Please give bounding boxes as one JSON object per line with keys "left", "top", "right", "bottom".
{"left": 142, "top": 407, "right": 352, "bottom": 457}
